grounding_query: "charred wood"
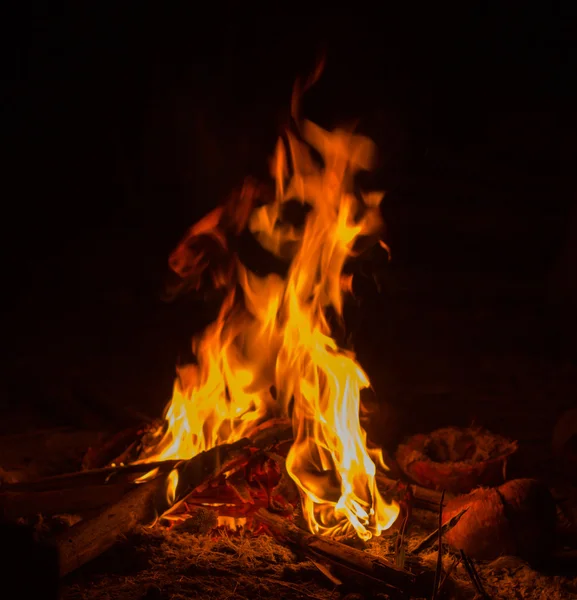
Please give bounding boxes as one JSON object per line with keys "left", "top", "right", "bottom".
{"left": 55, "top": 423, "right": 293, "bottom": 577}
{"left": 56, "top": 439, "right": 248, "bottom": 577}
{"left": 4, "top": 420, "right": 293, "bottom": 495}
{"left": 376, "top": 473, "right": 449, "bottom": 512}
{"left": 256, "top": 508, "right": 432, "bottom": 598}
{"left": 56, "top": 477, "right": 164, "bottom": 577}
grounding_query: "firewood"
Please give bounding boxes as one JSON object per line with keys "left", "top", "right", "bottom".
{"left": 56, "top": 429, "right": 291, "bottom": 577}
{"left": 5, "top": 419, "right": 294, "bottom": 495}
{"left": 56, "top": 439, "right": 245, "bottom": 576}
{"left": 81, "top": 424, "right": 149, "bottom": 470}
{"left": 376, "top": 472, "right": 449, "bottom": 512}
{"left": 0, "top": 481, "right": 134, "bottom": 519}
{"left": 56, "top": 476, "right": 164, "bottom": 577}
{"left": 255, "top": 508, "right": 432, "bottom": 598}
{"left": 0, "top": 440, "right": 432, "bottom": 520}
{"left": 2, "top": 459, "right": 180, "bottom": 494}
{"left": 412, "top": 507, "right": 468, "bottom": 554}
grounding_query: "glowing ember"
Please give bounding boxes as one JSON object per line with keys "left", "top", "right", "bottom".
{"left": 141, "top": 66, "right": 399, "bottom": 539}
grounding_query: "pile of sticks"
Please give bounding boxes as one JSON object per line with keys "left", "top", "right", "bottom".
{"left": 0, "top": 421, "right": 441, "bottom": 597}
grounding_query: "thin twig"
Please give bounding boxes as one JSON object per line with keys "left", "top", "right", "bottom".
{"left": 263, "top": 578, "right": 329, "bottom": 600}
{"left": 469, "top": 558, "right": 490, "bottom": 600}
{"left": 437, "top": 555, "right": 462, "bottom": 595}
{"left": 1, "top": 459, "right": 180, "bottom": 493}
{"left": 460, "top": 550, "right": 491, "bottom": 600}
{"left": 395, "top": 510, "right": 410, "bottom": 568}
{"left": 432, "top": 490, "right": 446, "bottom": 600}
{"left": 413, "top": 507, "right": 469, "bottom": 554}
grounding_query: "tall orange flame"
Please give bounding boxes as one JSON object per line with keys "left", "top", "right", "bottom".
{"left": 143, "top": 71, "right": 399, "bottom": 539}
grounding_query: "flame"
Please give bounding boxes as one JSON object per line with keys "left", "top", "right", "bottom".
{"left": 217, "top": 516, "right": 247, "bottom": 531}
{"left": 143, "top": 72, "right": 399, "bottom": 539}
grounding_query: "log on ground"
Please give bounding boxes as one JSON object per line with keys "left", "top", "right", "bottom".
{"left": 256, "top": 508, "right": 432, "bottom": 598}
{"left": 56, "top": 434, "right": 285, "bottom": 577}
{"left": 56, "top": 477, "right": 164, "bottom": 577}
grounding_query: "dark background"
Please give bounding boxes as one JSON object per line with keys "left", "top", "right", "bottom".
{"left": 2, "top": 5, "right": 576, "bottom": 462}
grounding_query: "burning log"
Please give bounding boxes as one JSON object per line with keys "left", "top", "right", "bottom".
{"left": 56, "top": 424, "right": 293, "bottom": 577}
{"left": 255, "top": 509, "right": 431, "bottom": 598}
{"left": 57, "top": 439, "right": 247, "bottom": 576}
{"left": 0, "top": 462, "right": 384, "bottom": 524}
{"left": 1, "top": 419, "right": 293, "bottom": 519}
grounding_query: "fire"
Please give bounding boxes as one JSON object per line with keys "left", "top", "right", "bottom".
{"left": 142, "top": 69, "right": 399, "bottom": 539}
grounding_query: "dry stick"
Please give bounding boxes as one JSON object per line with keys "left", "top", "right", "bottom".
{"left": 468, "top": 556, "right": 490, "bottom": 600}
{"left": 82, "top": 424, "right": 152, "bottom": 470}
{"left": 56, "top": 437, "right": 250, "bottom": 577}
{"left": 412, "top": 507, "right": 469, "bottom": 554}
{"left": 437, "top": 555, "right": 462, "bottom": 596}
{"left": 255, "top": 508, "right": 429, "bottom": 598}
{"left": 2, "top": 460, "right": 180, "bottom": 493}
{"left": 431, "top": 490, "right": 446, "bottom": 600}
{"left": 56, "top": 476, "right": 164, "bottom": 577}
{"left": 0, "top": 481, "right": 135, "bottom": 519}
{"left": 264, "top": 578, "right": 328, "bottom": 600}
{"left": 6, "top": 420, "right": 294, "bottom": 495}
{"left": 394, "top": 510, "right": 410, "bottom": 569}
{"left": 375, "top": 473, "right": 449, "bottom": 513}
{"left": 56, "top": 423, "right": 294, "bottom": 578}
{"left": 459, "top": 550, "right": 491, "bottom": 600}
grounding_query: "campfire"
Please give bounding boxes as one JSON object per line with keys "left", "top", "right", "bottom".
{"left": 135, "top": 62, "right": 399, "bottom": 541}
{"left": 2, "top": 64, "right": 576, "bottom": 600}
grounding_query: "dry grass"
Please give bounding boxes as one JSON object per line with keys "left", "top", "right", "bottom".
{"left": 61, "top": 523, "right": 337, "bottom": 600}
{"left": 60, "top": 507, "right": 577, "bottom": 600}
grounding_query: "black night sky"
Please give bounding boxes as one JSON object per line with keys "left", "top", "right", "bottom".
{"left": 2, "top": 4, "right": 576, "bottom": 443}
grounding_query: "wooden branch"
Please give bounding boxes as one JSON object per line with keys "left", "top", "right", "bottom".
{"left": 55, "top": 429, "right": 291, "bottom": 577}
{"left": 56, "top": 439, "right": 250, "bottom": 576}
{"left": 5, "top": 419, "right": 294, "bottom": 496}
{"left": 255, "top": 509, "right": 431, "bottom": 598}
{"left": 2, "top": 459, "right": 179, "bottom": 494}
{"left": 0, "top": 482, "right": 135, "bottom": 519}
{"left": 56, "top": 477, "right": 164, "bottom": 577}
{"left": 412, "top": 507, "right": 468, "bottom": 554}
{"left": 376, "top": 473, "right": 450, "bottom": 512}
{"left": 81, "top": 424, "right": 150, "bottom": 470}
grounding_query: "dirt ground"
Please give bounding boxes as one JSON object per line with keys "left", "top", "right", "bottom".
{"left": 57, "top": 509, "right": 577, "bottom": 600}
